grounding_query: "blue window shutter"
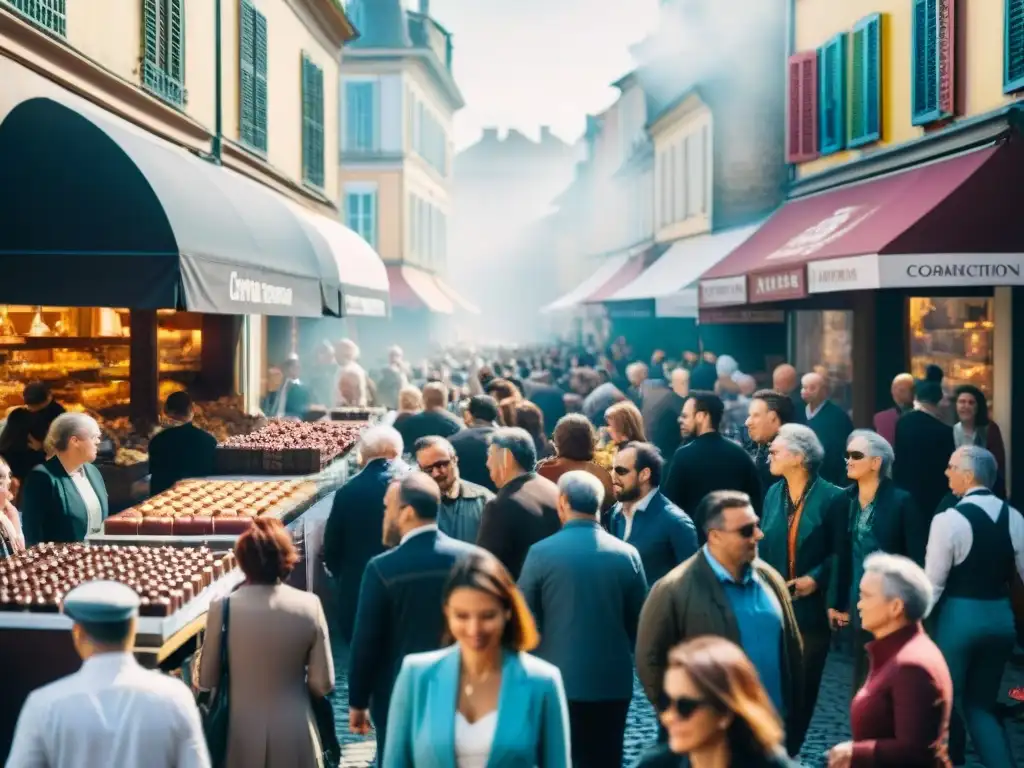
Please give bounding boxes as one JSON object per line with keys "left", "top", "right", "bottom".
{"left": 818, "top": 35, "right": 846, "bottom": 155}
{"left": 850, "top": 14, "right": 882, "bottom": 147}
{"left": 368, "top": 192, "right": 377, "bottom": 249}
{"left": 1006, "top": 0, "right": 1024, "bottom": 92}
{"left": 911, "top": 0, "right": 954, "bottom": 125}
{"left": 301, "top": 55, "right": 325, "bottom": 188}
{"left": 239, "top": 1, "right": 256, "bottom": 147}
{"left": 253, "top": 8, "right": 269, "bottom": 152}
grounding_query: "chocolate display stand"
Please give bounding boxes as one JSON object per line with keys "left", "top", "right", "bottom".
{"left": 0, "top": 545, "right": 243, "bottom": 759}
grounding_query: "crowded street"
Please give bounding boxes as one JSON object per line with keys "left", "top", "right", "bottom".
{"left": 5, "top": 0, "right": 1024, "bottom": 766}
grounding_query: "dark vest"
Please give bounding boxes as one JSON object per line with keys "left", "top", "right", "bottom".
{"left": 944, "top": 492, "right": 1015, "bottom": 600}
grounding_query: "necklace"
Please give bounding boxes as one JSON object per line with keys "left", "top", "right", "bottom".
{"left": 463, "top": 669, "right": 492, "bottom": 697}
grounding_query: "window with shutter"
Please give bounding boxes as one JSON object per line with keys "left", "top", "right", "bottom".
{"left": 7, "top": 0, "right": 67, "bottom": 36}
{"left": 818, "top": 35, "right": 846, "bottom": 155}
{"left": 1005, "top": 0, "right": 1024, "bottom": 92}
{"left": 786, "top": 52, "right": 819, "bottom": 163}
{"left": 141, "top": 0, "right": 185, "bottom": 107}
{"left": 849, "top": 14, "right": 883, "bottom": 147}
{"left": 911, "top": 0, "right": 954, "bottom": 125}
{"left": 345, "top": 188, "right": 378, "bottom": 249}
{"left": 239, "top": 0, "right": 268, "bottom": 153}
{"left": 301, "top": 55, "right": 325, "bottom": 189}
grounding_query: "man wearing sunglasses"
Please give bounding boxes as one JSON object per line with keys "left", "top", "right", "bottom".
{"left": 413, "top": 435, "right": 492, "bottom": 544}
{"left": 636, "top": 490, "right": 806, "bottom": 756}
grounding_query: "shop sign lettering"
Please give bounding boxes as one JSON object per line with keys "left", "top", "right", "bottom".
{"left": 699, "top": 277, "right": 747, "bottom": 306}
{"left": 229, "top": 271, "right": 294, "bottom": 307}
{"left": 751, "top": 269, "right": 805, "bottom": 300}
{"left": 765, "top": 205, "right": 878, "bottom": 261}
{"left": 905, "top": 263, "right": 1021, "bottom": 279}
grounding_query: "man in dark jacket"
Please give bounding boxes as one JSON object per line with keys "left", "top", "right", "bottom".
{"left": 642, "top": 368, "right": 688, "bottom": 462}
{"left": 523, "top": 373, "right": 566, "bottom": 438}
{"left": 0, "top": 382, "right": 64, "bottom": 485}
{"left": 772, "top": 363, "right": 805, "bottom": 424}
{"left": 477, "top": 426, "right": 561, "bottom": 578}
{"left": 801, "top": 372, "right": 854, "bottom": 487}
{"left": 636, "top": 490, "right": 807, "bottom": 756}
{"left": 663, "top": 393, "right": 762, "bottom": 538}
{"left": 146, "top": 392, "right": 217, "bottom": 495}
{"left": 347, "top": 471, "right": 481, "bottom": 759}
{"left": 894, "top": 374, "right": 956, "bottom": 520}
{"left": 449, "top": 395, "right": 499, "bottom": 491}
{"left": 745, "top": 389, "right": 795, "bottom": 503}
{"left": 395, "top": 381, "right": 462, "bottom": 449}
{"left": 322, "top": 426, "right": 405, "bottom": 644}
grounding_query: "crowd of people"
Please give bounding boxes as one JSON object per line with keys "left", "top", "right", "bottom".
{"left": 2, "top": 335, "right": 1021, "bottom": 768}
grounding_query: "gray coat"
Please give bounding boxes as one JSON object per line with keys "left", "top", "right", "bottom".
{"left": 437, "top": 480, "right": 492, "bottom": 543}
{"left": 518, "top": 518, "right": 648, "bottom": 702}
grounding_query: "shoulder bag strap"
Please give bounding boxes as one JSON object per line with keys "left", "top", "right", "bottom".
{"left": 219, "top": 597, "right": 231, "bottom": 685}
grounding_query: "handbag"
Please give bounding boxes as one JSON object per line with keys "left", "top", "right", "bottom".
{"left": 310, "top": 694, "right": 340, "bottom": 768}
{"left": 199, "top": 596, "right": 231, "bottom": 767}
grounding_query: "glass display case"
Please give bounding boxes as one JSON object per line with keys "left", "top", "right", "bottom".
{"left": 0, "top": 307, "right": 202, "bottom": 414}
{"left": 792, "top": 310, "right": 854, "bottom": 415}
{"left": 909, "top": 297, "right": 994, "bottom": 414}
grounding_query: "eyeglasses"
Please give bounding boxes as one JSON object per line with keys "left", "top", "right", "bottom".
{"left": 657, "top": 692, "right": 709, "bottom": 719}
{"left": 419, "top": 459, "right": 453, "bottom": 474}
{"left": 845, "top": 451, "right": 866, "bottom": 461}
{"left": 612, "top": 466, "right": 634, "bottom": 476}
{"left": 714, "top": 522, "right": 759, "bottom": 539}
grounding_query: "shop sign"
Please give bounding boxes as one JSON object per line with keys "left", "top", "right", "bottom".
{"left": 654, "top": 290, "right": 698, "bottom": 318}
{"left": 878, "top": 254, "right": 1024, "bottom": 287}
{"left": 764, "top": 205, "right": 879, "bottom": 262}
{"left": 748, "top": 267, "right": 806, "bottom": 302}
{"left": 698, "top": 309, "right": 786, "bottom": 325}
{"left": 699, "top": 276, "right": 747, "bottom": 306}
{"left": 229, "top": 271, "right": 294, "bottom": 307}
{"left": 344, "top": 294, "right": 388, "bottom": 317}
{"left": 807, "top": 255, "right": 881, "bottom": 293}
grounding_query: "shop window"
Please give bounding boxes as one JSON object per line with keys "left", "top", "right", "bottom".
{"left": 1005, "top": 0, "right": 1024, "bottom": 93}
{"left": 301, "top": 54, "right": 325, "bottom": 189}
{"left": 909, "top": 297, "right": 994, "bottom": 415}
{"left": 911, "top": 0, "right": 955, "bottom": 126}
{"left": 141, "top": 0, "right": 185, "bottom": 107}
{"left": 345, "top": 187, "right": 377, "bottom": 249}
{"left": 849, "top": 14, "right": 883, "bottom": 147}
{"left": 792, "top": 310, "right": 854, "bottom": 415}
{"left": 786, "top": 51, "right": 819, "bottom": 163}
{"left": 5, "top": 0, "right": 66, "bottom": 36}
{"left": 818, "top": 34, "right": 847, "bottom": 155}
{"left": 239, "top": 0, "right": 269, "bottom": 153}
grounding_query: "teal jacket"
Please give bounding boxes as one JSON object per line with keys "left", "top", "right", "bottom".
{"left": 759, "top": 476, "right": 849, "bottom": 634}
{"left": 384, "top": 645, "right": 571, "bottom": 768}
{"left": 21, "top": 456, "right": 109, "bottom": 545}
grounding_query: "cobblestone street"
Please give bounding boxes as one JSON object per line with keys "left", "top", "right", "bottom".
{"left": 329, "top": 639, "right": 1024, "bottom": 767}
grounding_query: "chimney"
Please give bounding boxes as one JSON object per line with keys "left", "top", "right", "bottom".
{"left": 419, "top": 0, "right": 430, "bottom": 15}
{"left": 482, "top": 128, "right": 499, "bottom": 141}
{"left": 540, "top": 125, "right": 552, "bottom": 142}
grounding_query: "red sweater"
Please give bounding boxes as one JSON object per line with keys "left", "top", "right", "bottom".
{"left": 850, "top": 623, "right": 953, "bottom": 767}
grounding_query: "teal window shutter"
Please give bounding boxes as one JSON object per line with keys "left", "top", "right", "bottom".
{"left": 818, "top": 34, "right": 846, "bottom": 155}
{"left": 141, "top": 0, "right": 186, "bottom": 107}
{"left": 8, "top": 0, "right": 67, "bottom": 36}
{"left": 912, "top": 0, "right": 955, "bottom": 125}
{"left": 1005, "top": 0, "right": 1024, "bottom": 93}
{"left": 301, "top": 55, "right": 325, "bottom": 188}
{"left": 239, "top": 0, "right": 268, "bottom": 153}
{"left": 849, "top": 14, "right": 882, "bottom": 147}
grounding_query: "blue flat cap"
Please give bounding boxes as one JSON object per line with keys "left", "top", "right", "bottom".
{"left": 62, "top": 580, "right": 140, "bottom": 623}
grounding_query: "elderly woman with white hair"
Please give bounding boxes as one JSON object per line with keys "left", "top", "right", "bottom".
{"left": 20, "top": 413, "right": 108, "bottom": 545}
{"left": 760, "top": 423, "right": 850, "bottom": 743}
{"left": 827, "top": 553, "right": 953, "bottom": 768}
{"left": 829, "top": 430, "right": 925, "bottom": 690}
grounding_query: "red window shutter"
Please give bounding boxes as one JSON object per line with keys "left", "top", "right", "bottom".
{"left": 937, "top": 0, "right": 955, "bottom": 116}
{"left": 786, "top": 52, "right": 819, "bottom": 163}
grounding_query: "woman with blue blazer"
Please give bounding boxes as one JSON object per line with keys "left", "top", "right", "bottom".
{"left": 384, "top": 551, "right": 571, "bottom": 768}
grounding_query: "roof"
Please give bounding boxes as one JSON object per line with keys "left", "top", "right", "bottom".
{"left": 348, "top": 0, "right": 410, "bottom": 49}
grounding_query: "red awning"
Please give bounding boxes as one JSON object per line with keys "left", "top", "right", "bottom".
{"left": 386, "top": 265, "right": 454, "bottom": 314}
{"left": 699, "top": 145, "right": 1004, "bottom": 305}
{"left": 584, "top": 252, "right": 649, "bottom": 303}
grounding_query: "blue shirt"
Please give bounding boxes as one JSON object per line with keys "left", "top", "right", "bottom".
{"left": 703, "top": 546, "right": 786, "bottom": 716}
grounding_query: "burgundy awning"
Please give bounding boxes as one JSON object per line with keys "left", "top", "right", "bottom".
{"left": 699, "top": 144, "right": 1015, "bottom": 305}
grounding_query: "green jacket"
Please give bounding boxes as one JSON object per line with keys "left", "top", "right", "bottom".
{"left": 759, "top": 477, "right": 849, "bottom": 635}
{"left": 636, "top": 550, "right": 808, "bottom": 756}
{"left": 22, "top": 456, "right": 109, "bottom": 545}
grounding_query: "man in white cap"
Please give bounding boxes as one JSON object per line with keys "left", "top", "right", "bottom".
{"left": 7, "top": 580, "right": 210, "bottom": 767}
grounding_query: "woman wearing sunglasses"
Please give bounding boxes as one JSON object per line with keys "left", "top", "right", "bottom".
{"left": 828, "top": 430, "right": 924, "bottom": 690}
{"left": 639, "top": 636, "right": 796, "bottom": 768}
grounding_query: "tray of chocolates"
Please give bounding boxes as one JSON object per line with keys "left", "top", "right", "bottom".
{"left": 0, "top": 543, "right": 234, "bottom": 617}
{"left": 215, "top": 420, "right": 365, "bottom": 474}
{"left": 101, "top": 478, "right": 319, "bottom": 537}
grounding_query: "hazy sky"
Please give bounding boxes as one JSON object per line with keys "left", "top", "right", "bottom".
{"left": 412, "top": 0, "right": 661, "bottom": 149}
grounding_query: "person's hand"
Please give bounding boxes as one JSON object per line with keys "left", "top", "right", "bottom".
{"left": 828, "top": 741, "right": 853, "bottom": 767}
{"left": 27, "top": 435, "right": 42, "bottom": 451}
{"left": 828, "top": 609, "right": 850, "bottom": 630}
{"left": 787, "top": 575, "right": 818, "bottom": 599}
{"left": 349, "top": 708, "right": 372, "bottom": 735}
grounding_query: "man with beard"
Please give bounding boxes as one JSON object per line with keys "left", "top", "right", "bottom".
{"left": 608, "top": 441, "right": 697, "bottom": 586}
{"left": 347, "top": 471, "right": 482, "bottom": 759}
{"left": 414, "top": 435, "right": 493, "bottom": 543}
{"left": 662, "top": 393, "right": 763, "bottom": 540}
{"left": 745, "top": 390, "right": 795, "bottom": 505}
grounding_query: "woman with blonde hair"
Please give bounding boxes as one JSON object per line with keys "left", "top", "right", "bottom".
{"left": 604, "top": 400, "right": 646, "bottom": 450}
{"left": 640, "top": 636, "right": 796, "bottom": 768}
